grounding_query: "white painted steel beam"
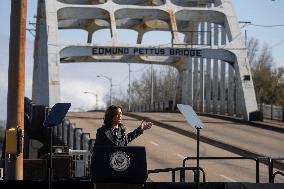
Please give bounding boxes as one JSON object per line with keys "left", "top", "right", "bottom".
{"left": 33, "top": 0, "right": 259, "bottom": 120}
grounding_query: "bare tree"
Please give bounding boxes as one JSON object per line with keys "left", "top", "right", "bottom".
{"left": 247, "top": 37, "right": 259, "bottom": 66}
{"left": 122, "top": 65, "right": 178, "bottom": 107}
{"left": 248, "top": 38, "right": 284, "bottom": 105}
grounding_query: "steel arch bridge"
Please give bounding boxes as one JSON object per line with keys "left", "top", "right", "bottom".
{"left": 32, "top": 0, "right": 261, "bottom": 121}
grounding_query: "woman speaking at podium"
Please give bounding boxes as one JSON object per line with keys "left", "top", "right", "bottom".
{"left": 95, "top": 105, "right": 152, "bottom": 146}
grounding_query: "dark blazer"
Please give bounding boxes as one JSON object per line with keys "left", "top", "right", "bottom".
{"left": 95, "top": 124, "right": 143, "bottom": 146}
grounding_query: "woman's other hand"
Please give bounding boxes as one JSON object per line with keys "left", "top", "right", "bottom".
{"left": 139, "top": 120, "right": 153, "bottom": 131}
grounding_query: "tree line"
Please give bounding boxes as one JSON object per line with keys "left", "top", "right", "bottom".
{"left": 112, "top": 65, "right": 178, "bottom": 109}
{"left": 247, "top": 37, "right": 284, "bottom": 106}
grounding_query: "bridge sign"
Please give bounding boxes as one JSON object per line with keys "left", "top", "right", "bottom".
{"left": 60, "top": 46, "right": 235, "bottom": 64}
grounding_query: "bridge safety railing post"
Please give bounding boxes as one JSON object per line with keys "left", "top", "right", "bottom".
{"left": 81, "top": 133, "right": 90, "bottom": 161}
{"left": 89, "top": 139, "right": 95, "bottom": 154}
{"left": 81, "top": 133, "right": 91, "bottom": 176}
{"left": 62, "top": 120, "right": 69, "bottom": 146}
{"left": 261, "top": 104, "right": 264, "bottom": 115}
{"left": 271, "top": 104, "right": 273, "bottom": 120}
{"left": 53, "top": 123, "right": 58, "bottom": 139}
{"left": 282, "top": 106, "right": 284, "bottom": 122}
{"left": 74, "top": 128, "right": 82, "bottom": 151}
{"left": 57, "top": 122, "right": 63, "bottom": 142}
{"left": 67, "top": 123, "right": 75, "bottom": 150}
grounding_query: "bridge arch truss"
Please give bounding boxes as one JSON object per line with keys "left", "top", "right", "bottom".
{"left": 33, "top": 0, "right": 260, "bottom": 120}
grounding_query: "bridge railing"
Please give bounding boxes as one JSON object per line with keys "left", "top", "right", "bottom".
{"left": 131, "top": 101, "right": 284, "bottom": 122}
{"left": 24, "top": 97, "right": 94, "bottom": 179}
{"left": 259, "top": 104, "right": 284, "bottom": 121}
{"left": 51, "top": 121, "right": 94, "bottom": 178}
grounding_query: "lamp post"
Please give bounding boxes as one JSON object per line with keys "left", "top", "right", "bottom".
{"left": 127, "top": 63, "right": 131, "bottom": 111}
{"left": 84, "top": 92, "right": 98, "bottom": 110}
{"left": 151, "top": 64, "right": 154, "bottom": 105}
{"left": 97, "top": 75, "right": 112, "bottom": 106}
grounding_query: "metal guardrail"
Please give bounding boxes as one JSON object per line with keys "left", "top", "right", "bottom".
{"left": 0, "top": 168, "right": 3, "bottom": 180}
{"left": 131, "top": 101, "right": 284, "bottom": 122}
{"left": 148, "top": 167, "right": 206, "bottom": 183}
{"left": 182, "top": 156, "right": 260, "bottom": 183}
{"left": 259, "top": 104, "right": 284, "bottom": 121}
{"left": 268, "top": 157, "right": 284, "bottom": 183}
{"left": 24, "top": 97, "right": 94, "bottom": 179}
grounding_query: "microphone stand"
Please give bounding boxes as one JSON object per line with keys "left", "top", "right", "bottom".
{"left": 43, "top": 102, "right": 71, "bottom": 189}
{"left": 49, "top": 127, "right": 53, "bottom": 189}
{"left": 196, "top": 127, "right": 201, "bottom": 189}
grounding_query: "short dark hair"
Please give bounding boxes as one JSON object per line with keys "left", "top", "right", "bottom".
{"left": 103, "top": 105, "right": 122, "bottom": 128}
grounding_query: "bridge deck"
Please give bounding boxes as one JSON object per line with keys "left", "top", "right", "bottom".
{"left": 66, "top": 112, "right": 284, "bottom": 183}
{"left": 127, "top": 112, "right": 284, "bottom": 158}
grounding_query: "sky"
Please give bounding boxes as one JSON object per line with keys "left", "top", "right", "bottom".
{"left": 0, "top": 0, "right": 284, "bottom": 121}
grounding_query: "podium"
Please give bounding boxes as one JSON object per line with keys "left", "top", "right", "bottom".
{"left": 91, "top": 146, "right": 148, "bottom": 183}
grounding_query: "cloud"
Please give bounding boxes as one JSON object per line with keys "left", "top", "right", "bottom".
{"left": 0, "top": 32, "right": 133, "bottom": 120}
{"left": 0, "top": 33, "right": 34, "bottom": 120}
{"left": 0, "top": 77, "right": 8, "bottom": 121}
{"left": 60, "top": 78, "right": 107, "bottom": 111}
{"left": 0, "top": 34, "right": 9, "bottom": 120}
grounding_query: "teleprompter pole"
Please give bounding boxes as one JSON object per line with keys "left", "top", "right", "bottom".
{"left": 49, "top": 127, "right": 53, "bottom": 189}
{"left": 196, "top": 128, "right": 200, "bottom": 189}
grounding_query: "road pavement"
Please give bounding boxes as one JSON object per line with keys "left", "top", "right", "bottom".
{"left": 66, "top": 111, "right": 284, "bottom": 183}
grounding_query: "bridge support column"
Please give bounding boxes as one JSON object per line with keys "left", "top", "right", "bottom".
{"left": 186, "top": 58, "right": 193, "bottom": 106}
{"left": 227, "top": 64, "right": 235, "bottom": 115}
{"left": 193, "top": 57, "right": 199, "bottom": 110}
{"left": 204, "top": 22, "right": 212, "bottom": 114}
{"left": 233, "top": 55, "right": 258, "bottom": 120}
{"left": 220, "top": 27, "right": 227, "bottom": 115}
{"left": 212, "top": 24, "right": 219, "bottom": 114}
{"left": 198, "top": 22, "right": 206, "bottom": 113}
{"left": 32, "top": 0, "right": 60, "bottom": 106}
{"left": 223, "top": 1, "right": 259, "bottom": 120}
{"left": 181, "top": 69, "right": 188, "bottom": 105}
